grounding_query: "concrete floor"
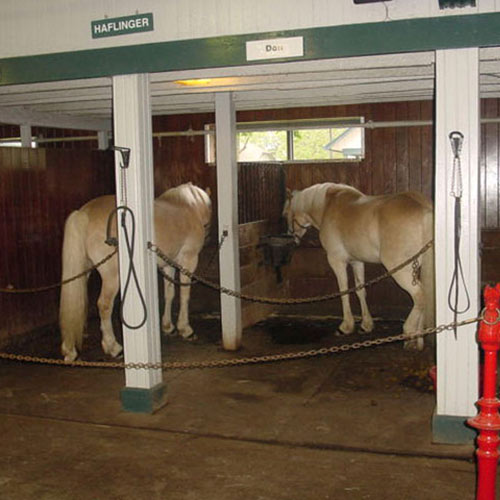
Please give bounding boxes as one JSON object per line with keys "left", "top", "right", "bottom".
{"left": 0, "top": 315, "right": 482, "bottom": 499}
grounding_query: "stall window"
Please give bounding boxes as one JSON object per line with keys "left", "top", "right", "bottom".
{"left": 205, "top": 117, "right": 364, "bottom": 164}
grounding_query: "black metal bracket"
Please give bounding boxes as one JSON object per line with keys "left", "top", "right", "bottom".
{"left": 110, "top": 146, "right": 131, "bottom": 169}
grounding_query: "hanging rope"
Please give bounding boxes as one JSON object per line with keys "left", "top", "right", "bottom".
{"left": 447, "top": 131, "right": 470, "bottom": 339}
{"left": 106, "top": 145, "right": 148, "bottom": 330}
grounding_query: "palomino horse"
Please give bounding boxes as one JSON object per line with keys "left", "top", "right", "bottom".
{"left": 59, "top": 182, "right": 212, "bottom": 362}
{"left": 283, "top": 183, "right": 434, "bottom": 350}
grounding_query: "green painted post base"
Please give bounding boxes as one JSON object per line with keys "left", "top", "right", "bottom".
{"left": 120, "top": 382, "right": 167, "bottom": 414}
{"left": 432, "top": 410, "right": 477, "bottom": 444}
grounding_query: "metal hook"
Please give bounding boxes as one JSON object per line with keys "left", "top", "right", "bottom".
{"left": 449, "top": 131, "right": 464, "bottom": 159}
{"left": 110, "top": 146, "right": 131, "bottom": 169}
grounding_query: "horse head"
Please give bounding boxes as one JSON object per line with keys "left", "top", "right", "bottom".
{"left": 283, "top": 188, "right": 311, "bottom": 245}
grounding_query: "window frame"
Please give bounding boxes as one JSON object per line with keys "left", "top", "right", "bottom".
{"left": 205, "top": 117, "right": 365, "bottom": 164}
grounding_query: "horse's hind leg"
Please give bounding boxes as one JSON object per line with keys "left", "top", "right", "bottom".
{"left": 177, "top": 253, "right": 198, "bottom": 340}
{"left": 390, "top": 266, "right": 425, "bottom": 351}
{"left": 351, "top": 261, "right": 374, "bottom": 333}
{"left": 327, "top": 255, "right": 355, "bottom": 334}
{"left": 161, "top": 266, "right": 176, "bottom": 336}
{"left": 97, "top": 269, "right": 123, "bottom": 358}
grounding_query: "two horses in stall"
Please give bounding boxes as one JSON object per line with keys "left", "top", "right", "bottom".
{"left": 59, "top": 182, "right": 211, "bottom": 362}
{"left": 59, "top": 179, "right": 433, "bottom": 361}
{"left": 283, "top": 182, "right": 434, "bottom": 351}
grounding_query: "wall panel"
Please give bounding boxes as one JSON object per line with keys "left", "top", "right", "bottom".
{"left": 0, "top": 148, "right": 114, "bottom": 344}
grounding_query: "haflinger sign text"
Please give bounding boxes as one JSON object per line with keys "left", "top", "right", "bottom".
{"left": 246, "top": 36, "right": 304, "bottom": 61}
{"left": 91, "top": 13, "right": 154, "bottom": 39}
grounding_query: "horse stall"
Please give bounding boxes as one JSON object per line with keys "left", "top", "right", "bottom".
{"left": 3, "top": 2, "right": 500, "bottom": 499}
{"left": 0, "top": 125, "right": 287, "bottom": 353}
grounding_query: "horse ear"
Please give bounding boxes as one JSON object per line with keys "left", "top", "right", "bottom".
{"left": 286, "top": 188, "right": 293, "bottom": 201}
{"left": 205, "top": 187, "right": 211, "bottom": 198}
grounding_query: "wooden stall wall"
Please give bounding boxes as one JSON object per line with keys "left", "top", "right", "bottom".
{"left": 0, "top": 124, "right": 99, "bottom": 149}
{"left": 238, "top": 163, "right": 287, "bottom": 328}
{"left": 480, "top": 98, "right": 500, "bottom": 286}
{"left": 0, "top": 148, "right": 114, "bottom": 346}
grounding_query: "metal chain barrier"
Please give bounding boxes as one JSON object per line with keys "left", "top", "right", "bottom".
{"left": 0, "top": 249, "right": 117, "bottom": 294}
{"left": 0, "top": 237, "right": 444, "bottom": 372}
{"left": 0, "top": 316, "right": 481, "bottom": 371}
{"left": 161, "top": 229, "right": 227, "bottom": 287}
{"left": 149, "top": 240, "right": 434, "bottom": 305}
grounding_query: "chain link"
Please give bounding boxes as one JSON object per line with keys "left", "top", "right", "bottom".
{"left": 0, "top": 315, "right": 480, "bottom": 371}
{"left": 0, "top": 249, "right": 118, "bottom": 294}
{"left": 150, "top": 240, "right": 434, "bottom": 306}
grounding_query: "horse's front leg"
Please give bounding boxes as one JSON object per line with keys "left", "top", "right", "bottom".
{"left": 327, "top": 255, "right": 355, "bottom": 335}
{"left": 177, "top": 253, "right": 199, "bottom": 340}
{"left": 161, "top": 265, "right": 176, "bottom": 336}
{"left": 351, "top": 261, "right": 374, "bottom": 333}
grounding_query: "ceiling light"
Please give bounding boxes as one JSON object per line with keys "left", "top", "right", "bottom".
{"left": 174, "top": 79, "right": 213, "bottom": 87}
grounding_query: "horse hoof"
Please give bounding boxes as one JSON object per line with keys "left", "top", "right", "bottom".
{"left": 109, "top": 343, "right": 123, "bottom": 358}
{"left": 64, "top": 351, "right": 78, "bottom": 362}
{"left": 181, "top": 333, "right": 198, "bottom": 342}
{"left": 102, "top": 341, "right": 123, "bottom": 358}
{"left": 403, "top": 339, "right": 424, "bottom": 351}
{"left": 162, "top": 324, "right": 177, "bottom": 337}
{"left": 360, "top": 323, "right": 374, "bottom": 334}
{"left": 334, "top": 329, "right": 352, "bottom": 337}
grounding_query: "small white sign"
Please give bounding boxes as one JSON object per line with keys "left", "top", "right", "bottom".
{"left": 246, "top": 36, "right": 304, "bottom": 61}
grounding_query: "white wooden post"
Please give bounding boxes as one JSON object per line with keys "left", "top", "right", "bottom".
{"left": 20, "top": 124, "right": 31, "bottom": 148}
{"left": 433, "top": 48, "right": 480, "bottom": 443}
{"left": 215, "top": 92, "right": 242, "bottom": 350}
{"left": 97, "top": 130, "right": 109, "bottom": 150}
{"left": 112, "top": 74, "right": 165, "bottom": 413}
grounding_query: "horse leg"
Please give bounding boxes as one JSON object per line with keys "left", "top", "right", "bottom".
{"left": 327, "top": 255, "right": 355, "bottom": 335}
{"left": 351, "top": 261, "right": 374, "bottom": 333}
{"left": 97, "top": 271, "right": 123, "bottom": 358}
{"left": 390, "top": 267, "right": 425, "bottom": 351}
{"left": 161, "top": 266, "right": 177, "bottom": 336}
{"left": 176, "top": 253, "right": 198, "bottom": 340}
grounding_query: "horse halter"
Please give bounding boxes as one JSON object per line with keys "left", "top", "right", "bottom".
{"left": 288, "top": 218, "right": 310, "bottom": 243}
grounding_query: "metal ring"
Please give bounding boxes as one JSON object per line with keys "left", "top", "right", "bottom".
{"left": 480, "top": 307, "right": 500, "bottom": 325}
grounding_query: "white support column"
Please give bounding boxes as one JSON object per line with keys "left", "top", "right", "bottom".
{"left": 20, "top": 124, "right": 31, "bottom": 148}
{"left": 112, "top": 74, "right": 165, "bottom": 413}
{"left": 434, "top": 48, "right": 480, "bottom": 442}
{"left": 215, "top": 92, "right": 242, "bottom": 350}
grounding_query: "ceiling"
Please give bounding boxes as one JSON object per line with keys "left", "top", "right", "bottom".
{"left": 1, "top": 47, "right": 500, "bottom": 131}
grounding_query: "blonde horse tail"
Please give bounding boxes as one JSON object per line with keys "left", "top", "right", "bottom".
{"left": 59, "top": 209, "right": 89, "bottom": 361}
{"left": 422, "top": 210, "right": 435, "bottom": 328}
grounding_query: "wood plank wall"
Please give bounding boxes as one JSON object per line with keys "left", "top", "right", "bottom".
{"left": 0, "top": 124, "right": 99, "bottom": 149}
{"left": 0, "top": 148, "right": 114, "bottom": 343}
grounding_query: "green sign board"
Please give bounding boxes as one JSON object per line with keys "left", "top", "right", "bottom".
{"left": 91, "top": 13, "right": 154, "bottom": 39}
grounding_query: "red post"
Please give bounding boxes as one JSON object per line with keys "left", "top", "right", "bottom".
{"left": 468, "top": 284, "right": 500, "bottom": 500}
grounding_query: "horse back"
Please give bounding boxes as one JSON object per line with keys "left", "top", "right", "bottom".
{"left": 153, "top": 197, "right": 208, "bottom": 259}
{"left": 320, "top": 187, "right": 432, "bottom": 262}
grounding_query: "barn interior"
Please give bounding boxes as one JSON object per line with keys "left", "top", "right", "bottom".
{"left": 1, "top": 5, "right": 500, "bottom": 499}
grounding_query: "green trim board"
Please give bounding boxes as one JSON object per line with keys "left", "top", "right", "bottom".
{"left": 120, "top": 382, "right": 167, "bottom": 414}
{"left": 1, "top": 12, "right": 500, "bottom": 86}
